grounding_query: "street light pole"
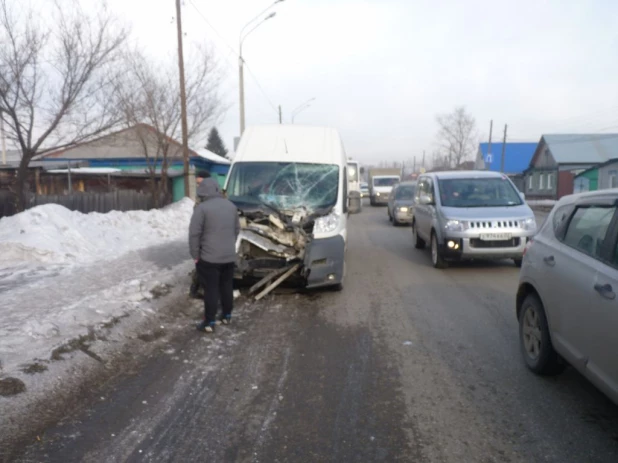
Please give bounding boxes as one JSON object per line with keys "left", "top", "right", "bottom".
{"left": 238, "top": 1, "right": 283, "bottom": 135}
{"left": 291, "top": 97, "right": 316, "bottom": 124}
{"left": 238, "top": 55, "right": 246, "bottom": 134}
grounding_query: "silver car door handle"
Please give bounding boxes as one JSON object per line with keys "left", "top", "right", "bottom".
{"left": 543, "top": 255, "right": 555, "bottom": 266}
{"left": 594, "top": 283, "right": 616, "bottom": 300}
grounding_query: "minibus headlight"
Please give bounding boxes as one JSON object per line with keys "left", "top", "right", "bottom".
{"left": 314, "top": 212, "right": 340, "bottom": 234}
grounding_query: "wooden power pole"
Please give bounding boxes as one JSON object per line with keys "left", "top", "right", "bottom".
{"left": 500, "top": 124, "right": 508, "bottom": 173}
{"left": 175, "top": 0, "right": 191, "bottom": 197}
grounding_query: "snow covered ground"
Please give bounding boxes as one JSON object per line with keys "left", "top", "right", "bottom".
{"left": 0, "top": 199, "right": 195, "bottom": 382}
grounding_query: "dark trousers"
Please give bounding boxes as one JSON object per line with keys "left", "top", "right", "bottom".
{"left": 196, "top": 260, "right": 235, "bottom": 324}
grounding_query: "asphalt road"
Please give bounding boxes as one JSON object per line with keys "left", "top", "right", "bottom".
{"left": 15, "top": 206, "right": 618, "bottom": 463}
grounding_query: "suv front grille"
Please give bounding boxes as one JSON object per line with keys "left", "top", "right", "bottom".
{"left": 469, "top": 237, "right": 521, "bottom": 248}
{"left": 468, "top": 220, "right": 520, "bottom": 229}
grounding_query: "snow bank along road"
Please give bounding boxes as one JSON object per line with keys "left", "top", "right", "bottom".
{"left": 8, "top": 207, "right": 618, "bottom": 462}
{"left": 0, "top": 200, "right": 196, "bottom": 461}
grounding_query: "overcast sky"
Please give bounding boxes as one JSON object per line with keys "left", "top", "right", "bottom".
{"left": 103, "top": 0, "right": 618, "bottom": 165}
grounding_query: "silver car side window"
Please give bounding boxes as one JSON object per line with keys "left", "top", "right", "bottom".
{"left": 553, "top": 204, "right": 575, "bottom": 238}
{"left": 562, "top": 206, "right": 616, "bottom": 260}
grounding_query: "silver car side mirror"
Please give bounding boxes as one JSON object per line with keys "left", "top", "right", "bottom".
{"left": 419, "top": 194, "right": 434, "bottom": 205}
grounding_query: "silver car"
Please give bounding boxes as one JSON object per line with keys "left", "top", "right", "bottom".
{"left": 411, "top": 171, "right": 537, "bottom": 268}
{"left": 388, "top": 181, "right": 416, "bottom": 226}
{"left": 360, "top": 182, "right": 369, "bottom": 198}
{"left": 517, "top": 189, "right": 618, "bottom": 404}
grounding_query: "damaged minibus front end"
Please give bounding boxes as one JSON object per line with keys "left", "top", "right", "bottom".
{"left": 234, "top": 201, "right": 345, "bottom": 297}
{"left": 229, "top": 161, "right": 346, "bottom": 296}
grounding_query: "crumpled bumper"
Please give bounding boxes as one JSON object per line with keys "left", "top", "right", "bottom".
{"left": 303, "top": 235, "right": 345, "bottom": 288}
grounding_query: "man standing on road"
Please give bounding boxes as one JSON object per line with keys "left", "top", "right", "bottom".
{"left": 189, "top": 170, "right": 211, "bottom": 299}
{"left": 189, "top": 177, "right": 240, "bottom": 333}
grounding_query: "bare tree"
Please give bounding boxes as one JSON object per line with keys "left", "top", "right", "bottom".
{"left": 435, "top": 106, "right": 478, "bottom": 169}
{"left": 117, "top": 47, "right": 223, "bottom": 206}
{"left": 0, "top": 0, "right": 128, "bottom": 211}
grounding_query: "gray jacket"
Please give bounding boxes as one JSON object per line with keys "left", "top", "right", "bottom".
{"left": 189, "top": 178, "right": 240, "bottom": 264}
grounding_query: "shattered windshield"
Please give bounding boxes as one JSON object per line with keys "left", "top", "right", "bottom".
{"left": 226, "top": 162, "right": 340, "bottom": 212}
{"left": 438, "top": 177, "right": 523, "bottom": 207}
{"left": 374, "top": 177, "right": 399, "bottom": 187}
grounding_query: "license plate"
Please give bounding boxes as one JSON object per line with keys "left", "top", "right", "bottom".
{"left": 480, "top": 233, "right": 512, "bottom": 241}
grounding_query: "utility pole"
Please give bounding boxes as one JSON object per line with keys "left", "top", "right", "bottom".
{"left": 500, "top": 124, "right": 508, "bottom": 173}
{"left": 278, "top": 105, "right": 282, "bottom": 124}
{"left": 0, "top": 112, "right": 6, "bottom": 165}
{"left": 487, "top": 120, "right": 493, "bottom": 170}
{"left": 175, "top": 0, "right": 191, "bottom": 197}
{"left": 422, "top": 150, "right": 425, "bottom": 168}
{"left": 413, "top": 156, "right": 416, "bottom": 173}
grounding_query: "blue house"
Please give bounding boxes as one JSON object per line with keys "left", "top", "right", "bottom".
{"left": 474, "top": 142, "right": 537, "bottom": 191}
{"left": 41, "top": 124, "right": 231, "bottom": 201}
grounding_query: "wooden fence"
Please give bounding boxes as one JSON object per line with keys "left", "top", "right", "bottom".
{"left": 0, "top": 190, "right": 171, "bottom": 219}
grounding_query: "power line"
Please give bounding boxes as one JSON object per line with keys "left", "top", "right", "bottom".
{"left": 187, "top": 0, "right": 278, "bottom": 116}
{"left": 188, "top": 0, "right": 238, "bottom": 57}
{"left": 243, "top": 61, "right": 278, "bottom": 114}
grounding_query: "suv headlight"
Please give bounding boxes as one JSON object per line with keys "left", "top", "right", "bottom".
{"left": 521, "top": 217, "right": 537, "bottom": 231}
{"left": 314, "top": 211, "right": 340, "bottom": 234}
{"left": 444, "top": 219, "right": 466, "bottom": 232}
{"left": 397, "top": 206, "right": 409, "bottom": 212}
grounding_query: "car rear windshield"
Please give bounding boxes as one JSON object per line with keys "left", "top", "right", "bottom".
{"left": 438, "top": 177, "right": 523, "bottom": 207}
{"left": 374, "top": 177, "right": 399, "bottom": 187}
{"left": 395, "top": 185, "right": 416, "bottom": 200}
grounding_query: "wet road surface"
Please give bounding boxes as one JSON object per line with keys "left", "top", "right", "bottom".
{"left": 15, "top": 206, "right": 618, "bottom": 462}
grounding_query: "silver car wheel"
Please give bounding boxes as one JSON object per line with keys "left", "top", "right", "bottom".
{"left": 522, "top": 306, "right": 542, "bottom": 360}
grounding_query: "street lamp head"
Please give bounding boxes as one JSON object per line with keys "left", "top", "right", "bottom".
{"left": 266, "top": 12, "right": 277, "bottom": 20}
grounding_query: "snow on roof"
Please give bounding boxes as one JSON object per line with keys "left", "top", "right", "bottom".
{"left": 195, "top": 148, "right": 231, "bottom": 165}
{"left": 46, "top": 167, "right": 122, "bottom": 174}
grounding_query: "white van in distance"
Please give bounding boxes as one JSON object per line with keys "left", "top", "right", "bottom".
{"left": 224, "top": 125, "right": 349, "bottom": 290}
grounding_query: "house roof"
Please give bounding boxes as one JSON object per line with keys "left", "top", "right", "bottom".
{"left": 1, "top": 149, "right": 21, "bottom": 164}
{"left": 540, "top": 134, "right": 618, "bottom": 165}
{"left": 479, "top": 142, "right": 537, "bottom": 174}
{"left": 40, "top": 124, "right": 200, "bottom": 160}
{"left": 575, "top": 157, "right": 618, "bottom": 178}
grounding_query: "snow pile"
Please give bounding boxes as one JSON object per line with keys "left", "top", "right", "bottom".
{"left": 0, "top": 198, "right": 194, "bottom": 265}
